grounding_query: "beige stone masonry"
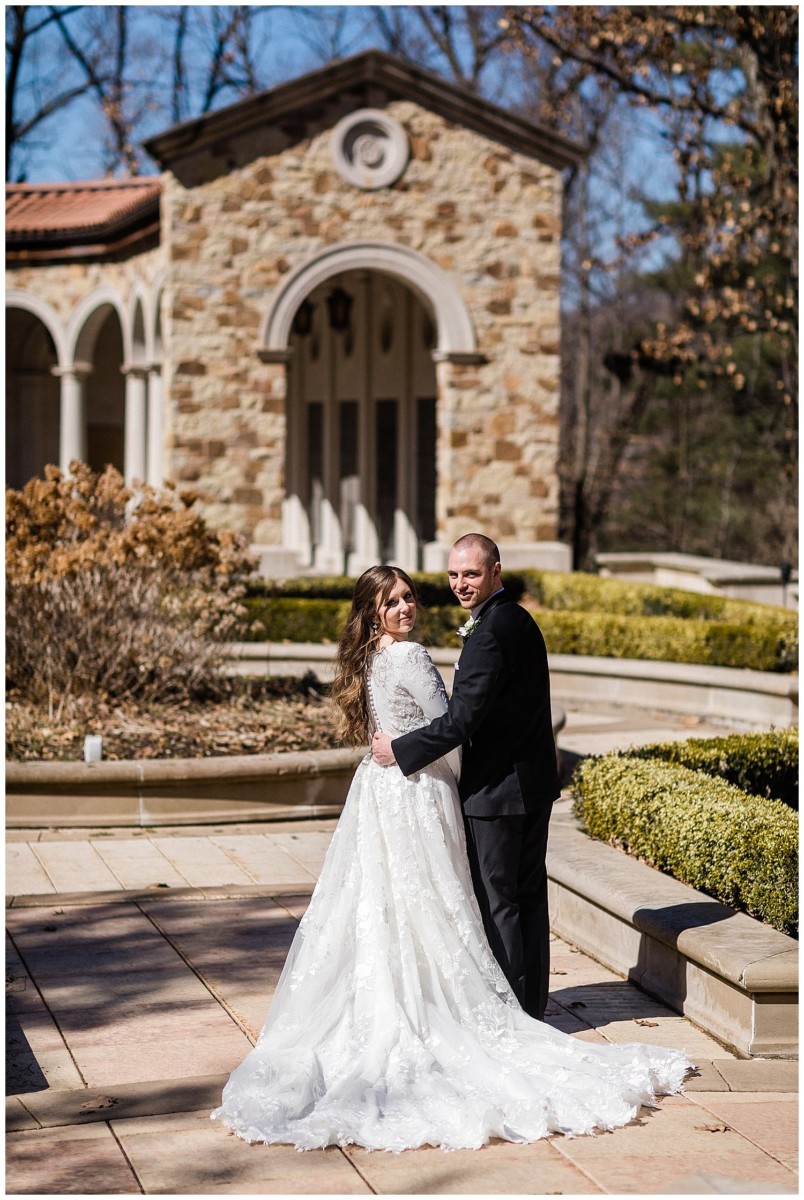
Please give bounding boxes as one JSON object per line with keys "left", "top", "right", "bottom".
{"left": 162, "top": 97, "right": 563, "bottom": 544}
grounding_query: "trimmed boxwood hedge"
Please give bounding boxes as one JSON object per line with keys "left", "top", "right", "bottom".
{"left": 246, "top": 572, "right": 527, "bottom": 607}
{"left": 519, "top": 569, "right": 791, "bottom": 624}
{"left": 623, "top": 729, "right": 798, "bottom": 810}
{"left": 572, "top": 754, "right": 798, "bottom": 935}
{"left": 244, "top": 595, "right": 796, "bottom": 672}
{"left": 532, "top": 610, "right": 796, "bottom": 673}
{"left": 244, "top": 571, "right": 797, "bottom": 672}
{"left": 245, "top": 598, "right": 466, "bottom": 646}
{"left": 246, "top": 598, "right": 352, "bottom": 643}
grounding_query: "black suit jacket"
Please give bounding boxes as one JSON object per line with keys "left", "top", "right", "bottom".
{"left": 393, "top": 591, "right": 560, "bottom": 817}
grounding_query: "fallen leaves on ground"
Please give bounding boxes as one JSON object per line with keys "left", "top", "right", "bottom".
{"left": 6, "top": 676, "right": 341, "bottom": 762}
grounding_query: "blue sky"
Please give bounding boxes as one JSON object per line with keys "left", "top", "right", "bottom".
{"left": 9, "top": 5, "right": 681, "bottom": 282}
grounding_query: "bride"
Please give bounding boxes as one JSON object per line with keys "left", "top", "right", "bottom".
{"left": 211, "top": 565, "right": 690, "bottom": 1151}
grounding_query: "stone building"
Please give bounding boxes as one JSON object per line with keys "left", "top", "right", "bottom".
{"left": 6, "top": 51, "right": 581, "bottom": 575}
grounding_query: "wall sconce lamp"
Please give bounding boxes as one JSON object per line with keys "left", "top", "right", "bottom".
{"left": 326, "top": 286, "right": 353, "bottom": 333}
{"left": 292, "top": 299, "right": 314, "bottom": 337}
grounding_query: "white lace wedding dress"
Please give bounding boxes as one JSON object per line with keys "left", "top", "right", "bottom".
{"left": 211, "top": 640, "right": 690, "bottom": 1151}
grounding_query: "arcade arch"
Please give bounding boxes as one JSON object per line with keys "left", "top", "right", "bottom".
{"left": 6, "top": 283, "right": 165, "bottom": 487}
{"left": 6, "top": 308, "right": 60, "bottom": 489}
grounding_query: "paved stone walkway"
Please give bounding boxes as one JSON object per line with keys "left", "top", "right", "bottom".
{"left": 6, "top": 703, "right": 798, "bottom": 1194}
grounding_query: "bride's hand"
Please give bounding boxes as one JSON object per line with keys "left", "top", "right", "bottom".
{"left": 372, "top": 732, "right": 396, "bottom": 766}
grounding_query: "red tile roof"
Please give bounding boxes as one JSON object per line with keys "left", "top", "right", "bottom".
{"left": 7, "top": 177, "right": 161, "bottom": 236}
{"left": 6, "top": 178, "right": 161, "bottom": 261}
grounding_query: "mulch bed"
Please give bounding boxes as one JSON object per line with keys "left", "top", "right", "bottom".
{"left": 6, "top": 676, "right": 341, "bottom": 762}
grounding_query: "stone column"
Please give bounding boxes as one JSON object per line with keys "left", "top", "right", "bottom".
{"left": 121, "top": 364, "right": 148, "bottom": 485}
{"left": 146, "top": 362, "right": 164, "bottom": 487}
{"left": 52, "top": 362, "right": 91, "bottom": 473}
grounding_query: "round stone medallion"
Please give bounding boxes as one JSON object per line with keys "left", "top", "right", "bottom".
{"left": 331, "top": 108, "right": 409, "bottom": 190}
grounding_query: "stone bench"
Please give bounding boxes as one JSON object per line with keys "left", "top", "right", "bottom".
{"left": 547, "top": 816, "right": 797, "bottom": 1059}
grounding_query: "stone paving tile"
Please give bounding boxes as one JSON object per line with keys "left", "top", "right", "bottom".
{"left": 270, "top": 831, "right": 333, "bottom": 875}
{"left": 683, "top": 1060, "right": 731, "bottom": 1091}
{"left": 653, "top": 1172, "right": 796, "bottom": 1194}
{"left": 142, "top": 895, "right": 298, "bottom": 957}
{"left": 5, "top": 941, "right": 49, "bottom": 1017}
{"left": 56, "top": 1000, "right": 247, "bottom": 1046}
{"left": 208, "top": 834, "right": 318, "bottom": 886}
{"left": 91, "top": 839, "right": 190, "bottom": 889}
{"left": 128, "top": 896, "right": 294, "bottom": 1036}
{"left": 29, "top": 842, "right": 121, "bottom": 893}
{"left": 149, "top": 836, "right": 256, "bottom": 887}
{"left": 7, "top": 907, "right": 157, "bottom": 945}
{"left": 345, "top": 1137, "right": 602, "bottom": 1194}
{"left": 6, "top": 1096, "right": 40, "bottom": 1132}
{"left": 6, "top": 905, "right": 257, "bottom": 1091}
{"left": 548, "top": 980, "right": 731, "bottom": 1059}
{"left": 12, "top": 936, "right": 181, "bottom": 981}
{"left": 714, "top": 1059, "right": 799, "bottom": 1092}
{"left": 272, "top": 892, "right": 312, "bottom": 920}
{"left": 7, "top": 1008, "right": 73, "bottom": 1056}
{"left": 9, "top": 818, "right": 340, "bottom": 843}
{"left": 6, "top": 829, "right": 43, "bottom": 843}
{"left": 76, "top": 1027, "right": 251, "bottom": 1088}
{"left": 551, "top": 1093, "right": 797, "bottom": 1195}
{"left": 686, "top": 1091, "right": 798, "bottom": 1161}
{"left": 16, "top": 1074, "right": 228, "bottom": 1129}
{"left": 6, "top": 1046, "right": 86, "bottom": 1094}
{"left": 6, "top": 1121, "right": 141, "bottom": 1194}
{"left": 166, "top": 966, "right": 284, "bottom": 1042}
{"left": 6, "top": 843, "right": 55, "bottom": 895}
{"left": 33, "top": 965, "right": 213, "bottom": 1011}
{"left": 112, "top": 1109, "right": 372, "bottom": 1194}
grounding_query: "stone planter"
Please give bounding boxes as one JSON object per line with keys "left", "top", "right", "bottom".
{"left": 6, "top": 748, "right": 365, "bottom": 828}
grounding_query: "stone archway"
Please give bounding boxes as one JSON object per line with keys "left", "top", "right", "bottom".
{"left": 262, "top": 241, "right": 480, "bottom": 573}
{"left": 6, "top": 308, "right": 60, "bottom": 489}
{"left": 284, "top": 270, "right": 439, "bottom": 573}
{"left": 78, "top": 305, "right": 126, "bottom": 476}
{"left": 260, "top": 241, "right": 479, "bottom": 362}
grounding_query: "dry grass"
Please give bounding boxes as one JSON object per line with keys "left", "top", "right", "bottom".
{"left": 6, "top": 676, "right": 340, "bottom": 762}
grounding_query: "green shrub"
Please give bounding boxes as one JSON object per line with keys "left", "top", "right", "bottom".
{"left": 242, "top": 595, "right": 797, "bottom": 672}
{"left": 244, "top": 598, "right": 466, "bottom": 647}
{"left": 533, "top": 610, "right": 797, "bottom": 673}
{"left": 520, "top": 569, "right": 792, "bottom": 624}
{"left": 245, "top": 598, "right": 351, "bottom": 643}
{"left": 415, "top": 605, "right": 466, "bottom": 645}
{"left": 246, "top": 572, "right": 527, "bottom": 607}
{"left": 624, "top": 729, "right": 798, "bottom": 810}
{"left": 572, "top": 755, "right": 798, "bottom": 935}
{"left": 247, "top": 576, "right": 359, "bottom": 601}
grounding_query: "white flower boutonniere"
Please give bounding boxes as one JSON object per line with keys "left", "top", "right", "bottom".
{"left": 456, "top": 614, "right": 483, "bottom": 641}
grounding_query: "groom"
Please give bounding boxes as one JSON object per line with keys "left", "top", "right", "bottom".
{"left": 371, "top": 533, "right": 560, "bottom": 1020}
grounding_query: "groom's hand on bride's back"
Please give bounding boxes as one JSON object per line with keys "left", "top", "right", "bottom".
{"left": 372, "top": 732, "right": 396, "bottom": 766}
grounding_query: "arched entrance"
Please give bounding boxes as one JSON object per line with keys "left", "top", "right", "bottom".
{"left": 284, "top": 271, "right": 437, "bottom": 573}
{"left": 74, "top": 304, "right": 126, "bottom": 475}
{"left": 6, "top": 308, "right": 60, "bottom": 489}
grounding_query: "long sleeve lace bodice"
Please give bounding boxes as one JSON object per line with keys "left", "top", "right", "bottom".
{"left": 367, "top": 641, "right": 461, "bottom": 779}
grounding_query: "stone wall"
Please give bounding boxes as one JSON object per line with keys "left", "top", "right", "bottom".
{"left": 7, "top": 249, "right": 164, "bottom": 360}
{"left": 163, "top": 96, "right": 563, "bottom": 547}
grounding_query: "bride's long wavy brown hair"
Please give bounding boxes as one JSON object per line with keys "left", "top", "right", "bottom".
{"left": 332, "top": 565, "right": 420, "bottom": 746}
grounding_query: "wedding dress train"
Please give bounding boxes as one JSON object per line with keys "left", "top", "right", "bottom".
{"left": 211, "top": 640, "right": 690, "bottom": 1151}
